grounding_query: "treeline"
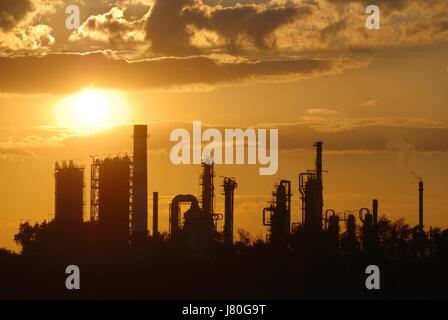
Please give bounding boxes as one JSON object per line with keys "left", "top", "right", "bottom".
{"left": 0, "top": 216, "right": 447, "bottom": 299}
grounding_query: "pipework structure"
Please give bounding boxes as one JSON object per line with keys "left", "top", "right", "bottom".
{"left": 343, "top": 211, "right": 358, "bottom": 253}
{"left": 170, "top": 194, "right": 201, "bottom": 239}
{"left": 169, "top": 161, "right": 222, "bottom": 249}
{"left": 359, "top": 200, "right": 379, "bottom": 254}
{"left": 324, "top": 209, "right": 340, "bottom": 250}
{"left": 223, "top": 177, "right": 237, "bottom": 246}
{"left": 54, "top": 160, "right": 84, "bottom": 225}
{"left": 263, "top": 180, "right": 292, "bottom": 247}
{"left": 169, "top": 193, "right": 217, "bottom": 249}
{"left": 299, "top": 142, "right": 324, "bottom": 234}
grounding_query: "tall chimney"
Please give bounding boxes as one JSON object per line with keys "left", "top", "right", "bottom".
{"left": 132, "top": 125, "right": 148, "bottom": 235}
{"left": 314, "top": 141, "right": 324, "bottom": 231}
{"left": 419, "top": 180, "right": 424, "bottom": 230}
{"left": 315, "top": 141, "right": 323, "bottom": 182}
{"left": 153, "top": 191, "right": 158, "bottom": 236}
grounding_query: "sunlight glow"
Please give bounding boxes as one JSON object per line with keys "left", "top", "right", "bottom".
{"left": 53, "top": 89, "right": 130, "bottom": 134}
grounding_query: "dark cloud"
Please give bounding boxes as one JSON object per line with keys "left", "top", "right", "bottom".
{"left": 0, "top": 0, "right": 33, "bottom": 31}
{"left": 150, "top": 120, "right": 448, "bottom": 153}
{"left": 184, "top": 3, "right": 310, "bottom": 49}
{"left": 277, "top": 124, "right": 448, "bottom": 153}
{"left": 404, "top": 13, "right": 448, "bottom": 40}
{"left": 4, "top": 119, "right": 447, "bottom": 161}
{"left": 81, "top": 121, "right": 448, "bottom": 153}
{"left": 9, "top": 119, "right": 446, "bottom": 162}
{"left": 320, "top": 19, "right": 347, "bottom": 42}
{"left": 1, "top": 0, "right": 446, "bottom": 56}
{"left": 145, "top": 0, "right": 192, "bottom": 54}
{"left": 433, "top": 18, "right": 448, "bottom": 35}
{"left": 70, "top": 7, "right": 147, "bottom": 49}
{"left": 326, "top": 0, "right": 425, "bottom": 10}
{"left": 145, "top": 0, "right": 312, "bottom": 55}
{"left": 0, "top": 52, "right": 360, "bottom": 94}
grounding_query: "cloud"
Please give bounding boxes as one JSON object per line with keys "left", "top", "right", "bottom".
{"left": 2, "top": 116, "right": 447, "bottom": 163}
{"left": 306, "top": 108, "right": 341, "bottom": 116}
{"left": 0, "top": 134, "right": 67, "bottom": 149}
{"left": 97, "top": 119, "right": 448, "bottom": 154}
{"left": 98, "top": 118, "right": 448, "bottom": 154}
{"left": 320, "top": 19, "right": 347, "bottom": 42}
{"left": 185, "top": 2, "right": 311, "bottom": 49}
{"left": 0, "top": 24, "right": 55, "bottom": 52}
{"left": 145, "top": 0, "right": 312, "bottom": 55}
{"left": 0, "top": 132, "right": 79, "bottom": 160}
{"left": 0, "top": 0, "right": 60, "bottom": 53}
{"left": 279, "top": 0, "right": 448, "bottom": 53}
{"left": 0, "top": 0, "right": 447, "bottom": 58}
{"left": 362, "top": 99, "right": 380, "bottom": 108}
{"left": 0, "top": 147, "right": 35, "bottom": 159}
{"left": 402, "top": 13, "right": 448, "bottom": 44}
{"left": 0, "top": 0, "right": 33, "bottom": 31}
{"left": 69, "top": 7, "right": 148, "bottom": 49}
{"left": 0, "top": 51, "right": 365, "bottom": 94}
{"left": 326, "top": 0, "right": 436, "bottom": 11}
{"left": 271, "top": 118, "right": 448, "bottom": 153}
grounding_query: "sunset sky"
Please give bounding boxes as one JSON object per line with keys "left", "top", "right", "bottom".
{"left": 0, "top": 0, "right": 447, "bottom": 251}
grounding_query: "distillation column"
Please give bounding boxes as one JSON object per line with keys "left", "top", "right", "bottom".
{"left": 223, "top": 178, "right": 237, "bottom": 246}
{"left": 201, "top": 162, "right": 214, "bottom": 217}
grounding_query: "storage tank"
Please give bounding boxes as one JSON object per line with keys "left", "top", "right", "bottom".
{"left": 55, "top": 160, "right": 84, "bottom": 224}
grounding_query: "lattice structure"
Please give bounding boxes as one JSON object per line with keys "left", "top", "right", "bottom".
{"left": 90, "top": 154, "right": 133, "bottom": 238}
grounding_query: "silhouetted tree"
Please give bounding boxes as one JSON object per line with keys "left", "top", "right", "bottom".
{"left": 236, "top": 229, "right": 251, "bottom": 246}
{"left": 14, "top": 221, "right": 42, "bottom": 255}
{"left": 431, "top": 227, "right": 448, "bottom": 257}
{"left": 377, "top": 217, "right": 412, "bottom": 259}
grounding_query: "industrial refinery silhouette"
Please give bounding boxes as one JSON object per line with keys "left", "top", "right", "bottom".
{"left": 1, "top": 124, "right": 448, "bottom": 300}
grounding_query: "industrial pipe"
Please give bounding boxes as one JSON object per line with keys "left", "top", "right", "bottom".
{"left": 170, "top": 194, "right": 200, "bottom": 239}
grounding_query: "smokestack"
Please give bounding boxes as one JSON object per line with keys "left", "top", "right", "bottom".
{"left": 419, "top": 180, "right": 424, "bottom": 230}
{"left": 314, "top": 141, "right": 324, "bottom": 231}
{"left": 132, "top": 125, "right": 148, "bottom": 236}
{"left": 153, "top": 192, "right": 158, "bottom": 236}
{"left": 315, "top": 141, "right": 323, "bottom": 182}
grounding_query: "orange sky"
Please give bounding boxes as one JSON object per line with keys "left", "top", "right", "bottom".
{"left": 0, "top": 0, "right": 447, "bottom": 250}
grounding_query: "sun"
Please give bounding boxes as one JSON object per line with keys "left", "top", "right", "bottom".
{"left": 54, "top": 89, "right": 130, "bottom": 134}
{"left": 71, "top": 90, "right": 108, "bottom": 125}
